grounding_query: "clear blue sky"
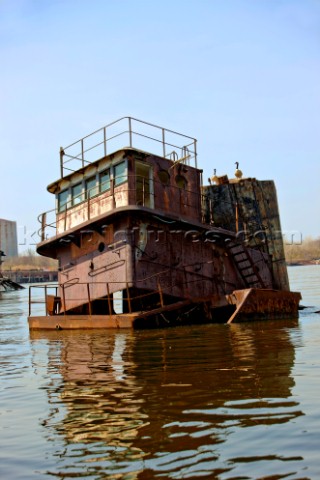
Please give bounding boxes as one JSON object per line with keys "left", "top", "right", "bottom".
{"left": 1, "top": 0, "right": 319, "bottom": 251}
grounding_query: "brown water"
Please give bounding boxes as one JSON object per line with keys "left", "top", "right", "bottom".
{"left": 1, "top": 265, "right": 320, "bottom": 479}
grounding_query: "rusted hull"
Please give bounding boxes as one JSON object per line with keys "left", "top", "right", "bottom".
{"left": 28, "top": 300, "right": 205, "bottom": 330}
{"left": 225, "top": 288, "right": 302, "bottom": 323}
{"left": 28, "top": 313, "right": 137, "bottom": 330}
{"left": 28, "top": 288, "right": 301, "bottom": 330}
{"left": 35, "top": 208, "right": 276, "bottom": 315}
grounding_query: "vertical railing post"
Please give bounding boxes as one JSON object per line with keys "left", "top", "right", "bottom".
{"left": 194, "top": 139, "right": 197, "bottom": 168}
{"left": 60, "top": 147, "right": 64, "bottom": 178}
{"left": 162, "top": 128, "right": 166, "bottom": 158}
{"left": 106, "top": 283, "right": 112, "bottom": 315}
{"left": 87, "top": 197, "right": 90, "bottom": 221}
{"left": 103, "top": 126, "right": 107, "bottom": 157}
{"left": 126, "top": 283, "right": 132, "bottom": 313}
{"left": 81, "top": 138, "right": 84, "bottom": 168}
{"left": 111, "top": 178, "right": 115, "bottom": 208}
{"left": 128, "top": 117, "right": 132, "bottom": 147}
{"left": 41, "top": 213, "right": 46, "bottom": 242}
{"left": 45, "top": 285, "right": 48, "bottom": 316}
{"left": 158, "top": 280, "right": 164, "bottom": 308}
{"left": 62, "top": 284, "right": 66, "bottom": 316}
{"left": 87, "top": 283, "right": 92, "bottom": 316}
{"left": 29, "top": 286, "right": 32, "bottom": 316}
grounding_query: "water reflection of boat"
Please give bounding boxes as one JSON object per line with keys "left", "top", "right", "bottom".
{"left": 28, "top": 117, "right": 300, "bottom": 330}
{"left": 30, "top": 320, "right": 304, "bottom": 478}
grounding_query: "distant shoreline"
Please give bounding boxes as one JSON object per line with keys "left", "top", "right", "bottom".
{"left": 287, "top": 261, "right": 320, "bottom": 266}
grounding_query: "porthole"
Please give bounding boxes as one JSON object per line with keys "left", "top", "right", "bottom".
{"left": 175, "top": 174, "right": 188, "bottom": 189}
{"left": 158, "top": 169, "right": 170, "bottom": 185}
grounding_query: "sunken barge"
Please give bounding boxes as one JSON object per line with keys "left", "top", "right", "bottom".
{"left": 0, "top": 250, "right": 24, "bottom": 292}
{"left": 28, "top": 117, "right": 301, "bottom": 329}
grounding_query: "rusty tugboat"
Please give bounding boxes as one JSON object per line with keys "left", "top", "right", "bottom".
{"left": 28, "top": 117, "right": 301, "bottom": 330}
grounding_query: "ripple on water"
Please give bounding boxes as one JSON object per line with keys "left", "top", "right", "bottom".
{"left": 1, "top": 268, "right": 320, "bottom": 479}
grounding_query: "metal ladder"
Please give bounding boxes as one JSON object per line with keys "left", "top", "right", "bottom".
{"left": 227, "top": 241, "right": 266, "bottom": 289}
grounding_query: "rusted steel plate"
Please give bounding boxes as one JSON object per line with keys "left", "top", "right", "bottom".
{"left": 226, "top": 288, "right": 301, "bottom": 323}
{"left": 28, "top": 313, "right": 137, "bottom": 330}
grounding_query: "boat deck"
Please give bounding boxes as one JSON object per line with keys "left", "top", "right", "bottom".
{"left": 28, "top": 299, "right": 196, "bottom": 330}
{"left": 27, "top": 289, "right": 302, "bottom": 330}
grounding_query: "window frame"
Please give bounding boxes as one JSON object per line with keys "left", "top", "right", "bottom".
{"left": 86, "top": 175, "right": 98, "bottom": 199}
{"left": 99, "top": 168, "right": 111, "bottom": 193}
{"left": 114, "top": 161, "right": 127, "bottom": 187}
{"left": 57, "top": 189, "right": 69, "bottom": 213}
{"left": 72, "top": 182, "right": 84, "bottom": 206}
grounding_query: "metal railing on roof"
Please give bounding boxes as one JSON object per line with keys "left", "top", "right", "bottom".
{"left": 60, "top": 116, "right": 198, "bottom": 178}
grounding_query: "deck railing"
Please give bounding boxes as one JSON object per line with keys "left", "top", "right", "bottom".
{"left": 28, "top": 278, "right": 166, "bottom": 317}
{"left": 60, "top": 116, "right": 197, "bottom": 177}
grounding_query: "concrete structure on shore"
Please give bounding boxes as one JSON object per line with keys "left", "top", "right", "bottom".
{"left": 0, "top": 219, "right": 18, "bottom": 257}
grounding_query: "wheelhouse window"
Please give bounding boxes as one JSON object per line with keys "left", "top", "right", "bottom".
{"left": 100, "top": 169, "right": 110, "bottom": 192}
{"left": 114, "top": 161, "right": 127, "bottom": 186}
{"left": 135, "top": 161, "right": 154, "bottom": 207}
{"left": 58, "top": 190, "right": 68, "bottom": 212}
{"left": 86, "top": 176, "right": 98, "bottom": 199}
{"left": 72, "top": 183, "right": 84, "bottom": 206}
